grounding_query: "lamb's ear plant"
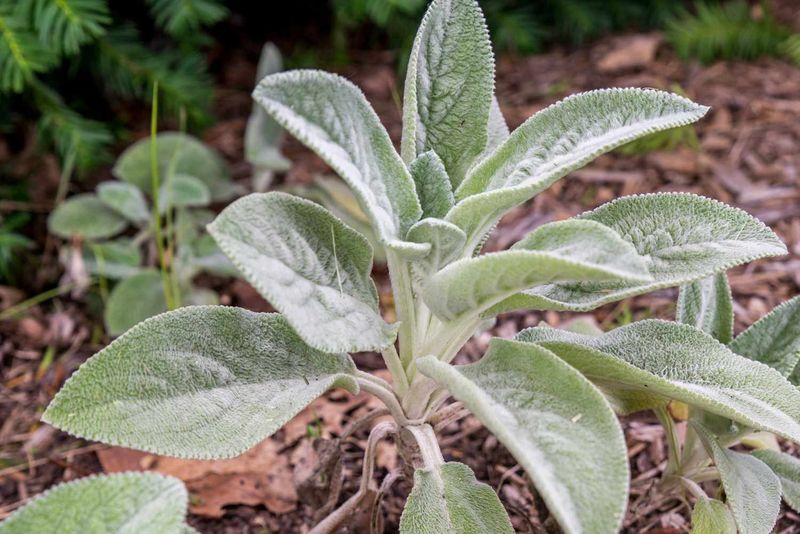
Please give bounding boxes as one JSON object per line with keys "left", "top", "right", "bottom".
{"left": 48, "top": 132, "right": 238, "bottom": 335}
{"left": 518, "top": 283, "right": 800, "bottom": 533}
{"left": 43, "top": 1, "right": 793, "bottom": 532}
{"left": 624, "top": 274, "right": 800, "bottom": 534}
{"left": 0, "top": 472, "right": 194, "bottom": 534}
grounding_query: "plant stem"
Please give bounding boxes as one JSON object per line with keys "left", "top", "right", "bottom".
{"left": 680, "top": 420, "right": 712, "bottom": 475}
{"left": 688, "top": 467, "right": 720, "bottom": 483}
{"left": 380, "top": 344, "right": 409, "bottom": 396}
{"left": 54, "top": 147, "right": 76, "bottom": 206}
{"left": 386, "top": 250, "right": 416, "bottom": 367}
{"left": 309, "top": 421, "right": 397, "bottom": 534}
{"left": 678, "top": 476, "right": 708, "bottom": 501}
{"left": 0, "top": 282, "right": 85, "bottom": 320}
{"left": 356, "top": 377, "right": 413, "bottom": 426}
{"left": 401, "top": 376, "right": 440, "bottom": 419}
{"left": 149, "top": 81, "right": 175, "bottom": 310}
{"left": 356, "top": 370, "right": 394, "bottom": 392}
{"left": 405, "top": 423, "right": 444, "bottom": 468}
{"left": 656, "top": 405, "right": 682, "bottom": 476}
{"left": 164, "top": 106, "right": 187, "bottom": 309}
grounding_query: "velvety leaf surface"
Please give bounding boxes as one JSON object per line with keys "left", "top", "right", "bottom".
{"left": 0, "top": 472, "right": 188, "bottom": 534}
{"left": 406, "top": 218, "right": 466, "bottom": 275}
{"left": 729, "top": 296, "right": 800, "bottom": 381}
{"left": 697, "top": 427, "right": 780, "bottom": 534}
{"left": 691, "top": 499, "right": 736, "bottom": 534}
{"left": 97, "top": 181, "right": 150, "bottom": 223}
{"left": 104, "top": 270, "right": 167, "bottom": 336}
{"left": 401, "top": 0, "right": 494, "bottom": 186}
{"left": 517, "top": 320, "right": 800, "bottom": 442}
{"left": 83, "top": 239, "right": 142, "bottom": 280}
{"left": 505, "top": 194, "right": 786, "bottom": 311}
{"left": 113, "top": 133, "right": 233, "bottom": 201}
{"left": 253, "top": 71, "right": 422, "bottom": 244}
{"left": 423, "top": 219, "right": 650, "bottom": 321}
{"left": 158, "top": 174, "right": 211, "bottom": 212}
{"left": 48, "top": 194, "right": 129, "bottom": 240}
{"left": 752, "top": 449, "right": 800, "bottom": 513}
{"left": 399, "top": 462, "right": 513, "bottom": 534}
{"left": 417, "top": 340, "right": 628, "bottom": 534}
{"left": 449, "top": 89, "right": 709, "bottom": 245}
{"left": 208, "top": 192, "right": 395, "bottom": 353}
{"left": 44, "top": 306, "right": 359, "bottom": 459}
{"left": 409, "top": 151, "right": 454, "bottom": 220}
{"left": 484, "top": 96, "right": 509, "bottom": 156}
{"left": 677, "top": 272, "right": 734, "bottom": 344}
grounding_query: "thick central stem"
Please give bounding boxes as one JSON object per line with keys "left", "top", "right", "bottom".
{"left": 386, "top": 251, "right": 417, "bottom": 368}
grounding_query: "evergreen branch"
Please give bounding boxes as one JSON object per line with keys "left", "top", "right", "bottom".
{"left": 147, "top": 0, "right": 227, "bottom": 40}
{"left": 668, "top": 1, "right": 791, "bottom": 64}
{"left": 0, "top": 4, "right": 56, "bottom": 92}
{"left": 19, "top": 0, "right": 111, "bottom": 56}
{"left": 31, "top": 78, "right": 113, "bottom": 171}
{"left": 94, "top": 27, "right": 212, "bottom": 123}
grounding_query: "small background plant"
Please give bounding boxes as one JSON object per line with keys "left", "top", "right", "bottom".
{"left": 0, "top": 471, "right": 193, "bottom": 533}
{"left": 47, "top": 131, "right": 239, "bottom": 335}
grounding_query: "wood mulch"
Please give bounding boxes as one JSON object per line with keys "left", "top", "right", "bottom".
{"left": 2, "top": 12, "right": 800, "bottom": 533}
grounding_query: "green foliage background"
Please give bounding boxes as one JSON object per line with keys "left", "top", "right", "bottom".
{"left": 0, "top": 0, "right": 226, "bottom": 173}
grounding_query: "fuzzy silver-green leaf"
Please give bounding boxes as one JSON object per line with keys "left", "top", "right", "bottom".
{"left": 729, "top": 296, "right": 800, "bottom": 382}
{"left": 97, "top": 182, "right": 150, "bottom": 224}
{"left": 752, "top": 449, "right": 800, "bottom": 513}
{"left": 691, "top": 499, "right": 736, "bottom": 534}
{"left": 48, "top": 194, "right": 129, "bottom": 240}
{"left": 448, "top": 89, "right": 709, "bottom": 247}
{"left": 677, "top": 272, "right": 734, "bottom": 344}
{"left": 113, "top": 133, "right": 233, "bottom": 201}
{"left": 44, "top": 306, "right": 359, "bottom": 459}
{"left": 406, "top": 218, "right": 466, "bottom": 276}
{"left": 423, "top": 219, "right": 651, "bottom": 321}
{"left": 484, "top": 96, "right": 509, "bottom": 156}
{"left": 0, "top": 472, "right": 188, "bottom": 534}
{"left": 399, "top": 461, "right": 513, "bottom": 534}
{"left": 82, "top": 239, "right": 142, "bottom": 280}
{"left": 158, "top": 174, "right": 211, "bottom": 212}
{"left": 417, "top": 340, "right": 628, "bottom": 534}
{"left": 695, "top": 425, "right": 780, "bottom": 534}
{"left": 253, "top": 70, "right": 422, "bottom": 244}
{"left": 245, "top": 42, "right": 290, "bottom": 172}
{"left": 505, "top": 193, "right": 786, "bottom": 312}
{"left": 208, "top": 192, "right": 395, "bottom": 353}
{"left": 409, "top": 151, "right": 455, "bottom": 220}
{"left": 401, "top": 0, "right": 494, "bottom": 186}
{"left": 517, "top": 320, "right": 800, "bottom": 443}
{"left": 104, "top": 270, "right": 167, "bottom": 336}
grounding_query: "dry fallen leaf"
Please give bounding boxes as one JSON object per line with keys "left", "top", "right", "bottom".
{"left": 597, "top": 34, "right": 661, "bottom": 72}
{"left": 98, "top": 439, "right": 296, "bottom": 517}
